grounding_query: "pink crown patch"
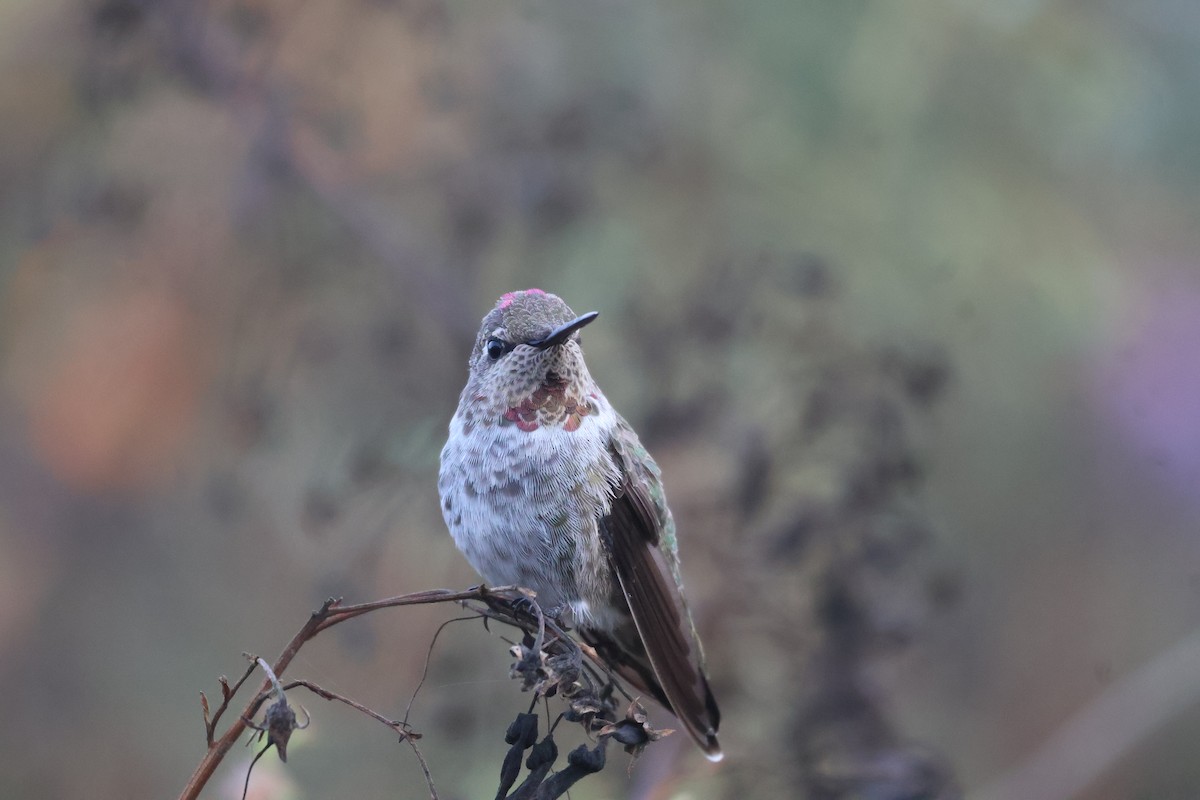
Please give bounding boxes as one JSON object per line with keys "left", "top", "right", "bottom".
{"left": 498, "top": 288, "right": 547, "bottom": 309}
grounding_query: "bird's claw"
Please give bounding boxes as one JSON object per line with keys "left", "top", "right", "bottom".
{"left": 508, "top": 593, "right": 542, "bottom": 620}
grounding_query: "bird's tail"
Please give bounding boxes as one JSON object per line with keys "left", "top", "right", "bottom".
{"left": 582, "top": 620, "right": 723, "bottom": 761}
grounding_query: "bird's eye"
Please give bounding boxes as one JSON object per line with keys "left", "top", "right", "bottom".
{"left": 486, "top": 338, "right": 507, "bottom": 360}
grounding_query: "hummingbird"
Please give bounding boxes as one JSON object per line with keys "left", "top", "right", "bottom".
{"left": 438, "top": 289, "right": 722, "bottom": 761}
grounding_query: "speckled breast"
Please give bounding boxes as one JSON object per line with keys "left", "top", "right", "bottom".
{"left": 438, "top": 399, "right": 622, "bottom": 617}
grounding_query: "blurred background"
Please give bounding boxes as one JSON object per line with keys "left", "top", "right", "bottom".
{"left": 1, "top": 1, "right": 1199, "bottom": 798}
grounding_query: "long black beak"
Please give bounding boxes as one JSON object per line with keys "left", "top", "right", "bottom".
{"left": 529, "top": 311, "right": 599, "bottom": 349}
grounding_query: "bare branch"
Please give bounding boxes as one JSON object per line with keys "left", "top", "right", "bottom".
{"left": 180, "top": 585, "right": 642, "bottom": 800}
{"left": 204, "top": 662, "right": 258, "bottom": 746}
{"left": 403, "top": 615, "right": 482, "bottom": 728}
{"left": 283, "top": 679, "right": 416, "bottom": 740}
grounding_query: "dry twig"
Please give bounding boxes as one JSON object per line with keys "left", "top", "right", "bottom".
{"left": 179, "top": 585, "right": 658, "bottom": 800}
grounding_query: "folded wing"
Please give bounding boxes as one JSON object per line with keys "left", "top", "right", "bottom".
{"left": 596, "top": 426, "right": 722, "bottom": 760}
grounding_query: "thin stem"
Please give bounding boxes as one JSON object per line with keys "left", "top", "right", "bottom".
{"left": 402, "top": 615, "right": 481, "bottom": 728}
{"left": 206, "top": 662, "right": 258, "bottom": 745}
{"left": 179, "top": 587, "right": 526, "bottom": 800}
{"left": 283, "top": 679, "right": 413, "bottom": 737}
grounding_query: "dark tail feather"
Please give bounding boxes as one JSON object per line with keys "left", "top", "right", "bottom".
{"left": 582, "top": 622, "right": 723, "bottom": 760}
{"left": 602, "top": 428, "right": 723, "bottom": 760}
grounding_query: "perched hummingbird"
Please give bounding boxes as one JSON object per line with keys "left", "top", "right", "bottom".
{"left": 438, "top": 289, "right": 722, "bottom": 761}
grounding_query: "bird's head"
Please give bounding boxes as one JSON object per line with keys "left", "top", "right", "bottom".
{"left": 463, "top": 289, "right": 600, "bottom": 432}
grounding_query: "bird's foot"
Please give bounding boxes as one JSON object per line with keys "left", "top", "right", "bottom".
{"left": 507, "top": 592, "right": 543, "bottom": 620}
{"left": 544, "top": 602, "right": 575, "bottom": 630}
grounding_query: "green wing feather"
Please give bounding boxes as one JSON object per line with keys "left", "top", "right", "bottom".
{"left": 595, "top": 416, "right": 722, "bottom": 759}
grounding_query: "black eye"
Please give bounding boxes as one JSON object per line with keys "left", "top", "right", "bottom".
{"left": 486, "top": 338, "right": 507, "bottom": 360}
